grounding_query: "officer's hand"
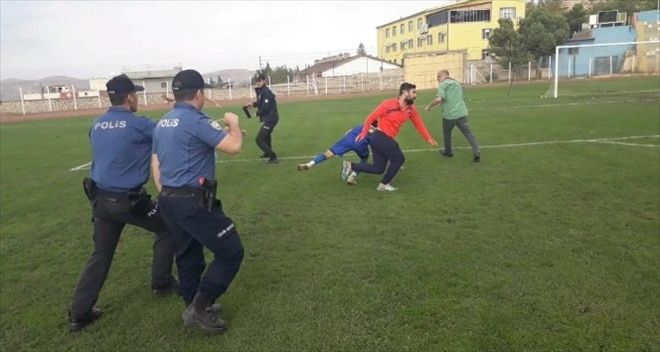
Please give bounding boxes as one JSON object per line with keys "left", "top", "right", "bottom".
{"left": 427, "top": 138, "right": 439, "bottom": 147}
{"left": 355, "top": 134, "right": 365, "bottom": 143}
{"left": 243, "top": 102, "right": 253, "bottom": 108}
{"left": 223, "top": 112, "right": 240, "bottom": 127}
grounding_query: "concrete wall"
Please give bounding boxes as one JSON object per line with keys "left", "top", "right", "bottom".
{"left": 403, "top": 51, "right": 466, "bottom": 90}
{"left": 321, "top": 57, "right": 400, "bottom": 77}
{"left": 559, "top": 26, "right": 637, "bottom": 76}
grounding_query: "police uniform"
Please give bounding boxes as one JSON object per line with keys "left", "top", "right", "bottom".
{"left": 69, "top": 74, "right": 175, "bottom": 332}
{"left": 252, "top": 75, "right": 279, "bottom": 163}
{"left": 153, "top": 69, "right": 244, "bottom": 332}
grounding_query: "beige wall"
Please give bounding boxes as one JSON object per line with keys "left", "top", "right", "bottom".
{"left": 403, "top": 51, "right": 466, "bottom": 90}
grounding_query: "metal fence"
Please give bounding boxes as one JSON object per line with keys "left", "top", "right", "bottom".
{"left": 0, "top": 70, "right": 405, "bottom": 116}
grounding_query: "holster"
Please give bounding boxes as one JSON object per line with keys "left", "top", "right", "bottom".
{"left": 200, "top": 178, "right": 219, "bottom": 212}
{"left": 82, "top": 177, "right": 97, "bottom": 203}
{"left": 128, "top": 189, "right": 151, "bottom": 216}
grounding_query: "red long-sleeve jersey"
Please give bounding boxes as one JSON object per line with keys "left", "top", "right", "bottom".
{"left": 358, "top": 99, "right": 432, "bottom": 141}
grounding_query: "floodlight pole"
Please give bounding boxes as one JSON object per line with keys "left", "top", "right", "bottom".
{"left": 554, "top": 46, "right": 559, "bottom": 98}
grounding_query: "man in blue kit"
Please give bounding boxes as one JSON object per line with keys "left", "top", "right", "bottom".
{"left": 69, "top": 74, "right": 177, "bottom": 332}
{"left": 152, "top": 69, "right": 244, "bottom": 334}
{"left": 296, "top": 121, "right": 378, "bottom": 185}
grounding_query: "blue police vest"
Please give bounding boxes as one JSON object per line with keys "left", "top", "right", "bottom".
{"left": 90, "top": 106, "right": 157, "bottom": 192}
{"left": 153, "top": 103, "right": 226, "bottom": 188}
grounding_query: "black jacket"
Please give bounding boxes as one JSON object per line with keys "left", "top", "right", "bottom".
{"left": 252, "top": 86, "right": 279, "bottom": 123}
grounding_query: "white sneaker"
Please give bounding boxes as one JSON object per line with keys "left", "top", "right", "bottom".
{"left": 346, "top": 172, "right": 358, "bottom": 185}
{"left": 376, "top": 183, "right": 398, "bottom": 192}
{"left": 341, "top": 160, "right": 352, "bottom": 181}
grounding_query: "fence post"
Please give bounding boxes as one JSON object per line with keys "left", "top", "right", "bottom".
{"left": 287, "top": 76, "right": 290, "bottom": 96}
{"left": 568, "top": 57, "right": 572, "bottom": 78}
{"left": 249, "top": 79, "right": 254, "bottom": 99}
{"left": 325, "top": 76, "right": 328, "bottom": 95}
{"left": 97, "top": 91, "right": 102, "bottom": 108}
{"left": 343, "top": 76, "right": 346, "bottom": 93}
{"left": 632, "top": 54, "right": 636, "bottom": 73}
{"left": 528, "top": 62, "right": 531, "bottom": 81}
{"left": 72, "top": 85, "right": 78, "bottom": 110}
{"left": 18, "top": 87, "right": 25, "bottom": 115}
{"left": 361, "top": 73, "right": 364, "bottom": 92}
{"left": 508, "top": 62, "right": 512, "bottom": 83}
{"left": 489, "top": 63, "right": 493, "bottom": 84}
{"left": 379, "top": 71, "right": 383, "bottom": 90}
{"left": 470, "top": 64, "right": 474, "bottom": 84}
{"left": 228, "top": 77, "right": 233, "bottom": 100}
{"left": 609, "top": 56, "right": 613, "bottom": 76}
{"left": 165, "top": 81, "right": 169, "bottom": 99}
{"left": 142, "top": 80, "right": 147, "bottom": 105}
{"left": 548, "top": 56, "right": 552, "bottom": 80}
{"left": 268, "top": 76, "right": 271, "bottom": 86}
{"left": 306, "top": 75, "right": 309, "bottom": 95}
{"left": 46, "top": 85, "right": 53, "bottom": 112}
{"left": 588, "top": 57, "right": 592, "bottom": 77}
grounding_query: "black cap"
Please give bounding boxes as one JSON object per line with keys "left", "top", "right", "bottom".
{"left": 171, "top": 69, "right": 212, "bottom": 91}
{"left": 255, "top": 73, "right": 267, "bottom": 82}
{"left": 106, "top": 74, "right": 144, "bottom": 95}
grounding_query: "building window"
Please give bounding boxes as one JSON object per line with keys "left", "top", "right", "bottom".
{"left": 161, "top": 82, "right": 167, "bottom": 88}
{"left": 408, "top": 39, "right": 413, "bottom": 49}
{"left": 417, "top": 37, "right": 424, "bottom": 48}
{"left": 568, "top": 47, "right": 579, "bottom": 55}
{"left": 417, "top": 18, "right": 423, "bottom": 30}
{"left": 428, "top": 11, "right": 449, "bottom": 27}
{"left": 386, "top": 46, "right": 390, "bottom": 53}
{"left": 386, "top": 28, "right": 390, "bottom": 38}
{"left": 438, "top": 32, "right": 446, "bottom": 43}
{"left": 500, "top": 7, "right": 516, "bottom": 20}
{"left": 427, "top": 34, "right": 433, "bottom": 45}
{"left": 400, "top": 42, "right": 405, "bottom": 51}
{"left": 400, "top": 23, "right": 405, "bottom": 34}
{"left": 394, "top": 59, "right": 397, "bottom": 64}
{"left": 408, "top": 21, "right": 413, "bottom": 32}
{"left": 481, "top": 49, "right": 491, "bottom": 60}
{"left": 482, "top": 28, "right": 492, "bottom": 40}
{"left": 393, "top": 26, "right": 396, "bottom": 36}
{"left": 392, "top": 44, "right": 397, "bottom": 52}
{"left": 450, "top": 10, "right": 491, "bottom": 23}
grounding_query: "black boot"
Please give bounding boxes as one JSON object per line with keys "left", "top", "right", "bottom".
{"left": 69, "top": 307, "right": 103, "bottom": 332}
{"left": 181, "top": 292, "right": 226, "bottom": 333}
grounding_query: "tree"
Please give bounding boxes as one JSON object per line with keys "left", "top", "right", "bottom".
{"left": 565, "top": 4, "right": 588, "bottom": 33}
{"left": 209, "top": 77, "right": 215, "bottom": 86}
{"left": 592, "top": 0, "right": 658, "bottom": 17}
{"left": 519, "top": 6, "right": 570, "bottom": 60}
{"left": 216, "top": 75, "right": 224, "bottom": 87}
{"left": 488, "top": 19, "right": 532, "bottom": 69}
{"left": 357, "top": 42, "right": 367, "bottom": 56}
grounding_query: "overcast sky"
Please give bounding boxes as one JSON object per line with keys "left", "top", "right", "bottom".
{"left": 0, "top": 0, "right": 453, "bottom": 80}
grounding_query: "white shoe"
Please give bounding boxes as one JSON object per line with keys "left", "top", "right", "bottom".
{"left": 341, "top": 160, "right": 352, "bottom": 181}
{"left": 376, "top": 183, "right": 398, "bottom": 192}
{"left": 297, "top": 163, "right": 311, "bottom": 171}
{"left": 346, "top": 172, "right": 358, "bottom": 185}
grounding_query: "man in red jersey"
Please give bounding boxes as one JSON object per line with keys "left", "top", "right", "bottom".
{"left": 341, "top": 82, "right": 438, "bottom": 192}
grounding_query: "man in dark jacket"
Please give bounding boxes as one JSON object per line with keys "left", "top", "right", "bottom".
{"left": 245, "top": 73, "right": 279, "bottom": 164}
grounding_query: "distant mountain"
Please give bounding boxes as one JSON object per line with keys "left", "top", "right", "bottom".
{"left": 202, "top": 69, "right": 254, "bottom": 84}
{"left": 0, "top": 76, "right": 90, "bottom": 102}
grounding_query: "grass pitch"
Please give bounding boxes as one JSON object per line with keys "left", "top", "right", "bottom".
{"left": 1, "top": 77, "right": 659, "bottom": 351}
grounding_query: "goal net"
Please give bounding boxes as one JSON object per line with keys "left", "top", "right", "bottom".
{"left": 548, "top": 40, "right": 660, "bottom": 99}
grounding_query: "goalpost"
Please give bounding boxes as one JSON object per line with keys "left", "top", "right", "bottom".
{"left": 552, "top": 40, "right": 660, "bottom": 98}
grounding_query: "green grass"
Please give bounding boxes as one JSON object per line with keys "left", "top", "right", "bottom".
{"left": 1, "top": 77, "right": 659, "bottom": 351}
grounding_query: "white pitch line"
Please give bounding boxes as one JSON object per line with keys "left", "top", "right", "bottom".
{"left": 67, "top": 135, "right": 660, "bottom": 171}
{"left": 591, "top": 140, "right": 660, "bottom": 148}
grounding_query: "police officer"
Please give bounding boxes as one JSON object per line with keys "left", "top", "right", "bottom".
{"left": 244, "top": 73, "right": 279, "bottom": 163}
{"left": 69, "top": 74, "right": 177, "bottom": 332}
{"left": 152, "top": 69, "right": 244, "bottom": 334}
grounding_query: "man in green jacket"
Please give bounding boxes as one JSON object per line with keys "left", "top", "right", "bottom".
{"left": 424, "top": 70, "right": 480, "bottom": 162}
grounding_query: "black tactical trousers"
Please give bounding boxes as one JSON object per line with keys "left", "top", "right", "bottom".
{"left": 256, "top": 120, "right": 278, "bottom": 159}
{"left": 70, "top": 190, "right": 174, "bottom": 320}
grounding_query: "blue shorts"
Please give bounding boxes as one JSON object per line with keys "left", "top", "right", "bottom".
{"left": 329, "top": 139, "right": 369, "bottom": 159}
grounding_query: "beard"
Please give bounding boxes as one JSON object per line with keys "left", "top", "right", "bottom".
{"left": 404, "top": 96, "right": 415, "bottom": 105}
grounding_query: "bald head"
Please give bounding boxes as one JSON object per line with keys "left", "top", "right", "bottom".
{"left": 437, "top": 70, "right": 450, "bottom": 82}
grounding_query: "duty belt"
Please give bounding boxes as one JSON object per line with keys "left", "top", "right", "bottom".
{"left": 160, "top": 186, "right": 204, "bottom": 198}
{"left": 96, "top": 188, "right": 143, "bottom": 201}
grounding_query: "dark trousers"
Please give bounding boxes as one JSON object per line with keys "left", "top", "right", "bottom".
{"left": 158, "top": 191, "right": 244, "bottom": 305}
{"left": 442, "top": 116, "right": 480, "bottom": 156}
{"left": 71, "top": 192, "right": 174, "bottom": 320}
{"left": 256, "top": 120, "right": 278, "bottom": 159}
{"left": 351, "top": 130, "right": 405, "bottom": 185}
